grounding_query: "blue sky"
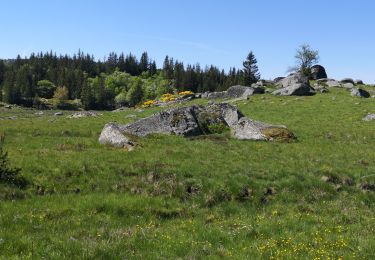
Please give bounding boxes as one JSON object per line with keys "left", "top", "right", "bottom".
{"left": 1, "top": 0, "right": 375, "bottom": 82}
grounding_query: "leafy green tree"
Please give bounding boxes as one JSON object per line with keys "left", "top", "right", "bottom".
{"left": 104, "top": 70, "right": 131, "bottom": 95}
{"left": 126, "top": 78, "right": 144, "bottom": 106}
{"left": 53, "top": 86, "right": 69, "bottom": 108}
{"left": 36, "top": 80, "right": 56, "bottom": 98}
{"left": 292, "top": 44, "right": 319, "bottom": 76}
{"left": 114, "top": 91, "right": 127, "bottom": 107}
{"left": 242, "top": 51, "right": 260, "bottom": 86}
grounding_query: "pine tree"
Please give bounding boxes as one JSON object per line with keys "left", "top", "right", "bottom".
{"left": 242, "top": 51, "right": 260, "bottom": 86}
{"left": 139, "top": 52, "right": 149, "bottom": 73}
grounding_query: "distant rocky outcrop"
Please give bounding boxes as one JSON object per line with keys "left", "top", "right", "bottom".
{"left": 310, "top": 65, "right": 327, "bottom": 80}
{"left": 202, "top": 84, "right": 265, "bottom": 100}
{"left": 99, "top": 103, "right": 295, "bottom": 148}
{"left": 68, "top": 111, "right": 102, "bottom": 118}
{"left": 273, "top": 73, "right": 315, "bottom": 96}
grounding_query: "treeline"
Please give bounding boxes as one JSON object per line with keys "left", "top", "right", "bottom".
{"left": 0, "top": 50, "right": 260, "bottom": 109}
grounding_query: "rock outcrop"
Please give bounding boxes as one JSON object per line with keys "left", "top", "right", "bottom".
{"left": 68, "top": 111, "right": 102, "bottom": 118}
{"left": 273, "top": 73, "right": 315, "bottom": 96}
{"left": 202, "top": 85, "right": 264, "bottom": 100}
{"left": 99, "top": 103, "right": 295, "bottom": 148}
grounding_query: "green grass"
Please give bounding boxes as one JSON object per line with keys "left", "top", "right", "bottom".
{"left": 0, "top": 88, "right": 374, "bottom": 259}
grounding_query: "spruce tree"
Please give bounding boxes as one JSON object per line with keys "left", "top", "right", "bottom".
{"left": 242, "top": 51, "right": 260, "bottom": 86}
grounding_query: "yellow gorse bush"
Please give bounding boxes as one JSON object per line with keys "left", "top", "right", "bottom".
{"left": 161, "top": 93, "right": 176, "bottom": 102}
{"left": 142, "top": 100, "right": 156, "bottom": 107}
{"left": 178, "top": 91, "right": 194, "bottom": 96}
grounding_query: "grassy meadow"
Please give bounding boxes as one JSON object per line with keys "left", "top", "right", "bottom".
{"left": 0, "top": 87, "right": 374, "bottom": 259}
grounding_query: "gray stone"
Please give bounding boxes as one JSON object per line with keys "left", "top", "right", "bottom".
{"left": 272, "top": 83, "right": 315, "bottom": 96}
{"left": 68, "top": 111, "right": 101, "bottom": 118}
{"left": 351, "top": 88, "right": 370, "bottom": 98}
{"left": 227, "top": 85, "right": 264, "bottom": 99}
{"left": 206, "top": 91, "right": 228, "bottom": 99}
{"left": 310, "top": 65, "right": 327, "bottom": 80}
{"left": 342, "top": 83, "right": 354, "bottom": 89}
{"left": 277, "top": 73, "right": 309, "bottom": 88}
{"left": 326, "top": 80, "right": 342, "bottom": 88}
{"left": 354, "top": 79, "right": 364, "bottom": 85}
{"left": 340, "top": 78, "right": 355, "bottom": 84}
{"left": 363, "top": 114, "right": 375, "bottom": 121}
{"left": 231, "top": 117, "right": 295, "bottom": 141}
{"left": 99, "top": 123, "right": 135, "bottom": 149}
{"left": 313, "top": 84, "right": 329, "bottom": 93}
{"left": 273, "top": 77, "right": 285, "bottom": 83}
{"left": 272, "top": 73, "right": 314, "bottom": 96}
{"left": 316, "top": 78, "right": 334, "bottom": 83}
{"left": 54, "top": 112, "right": 63, "bottom": 116}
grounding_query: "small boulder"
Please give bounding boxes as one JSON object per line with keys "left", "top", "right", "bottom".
{"left": 68, "top": 111, "right": 101, "bottom": 118}
{"left": 99, "top": 123, "right": 136, "bottom": 149}
{"left": 310, "top": 65, "right": 327, "bottom": 80}
{"left": 362, "top": 114, "right": 375, "bottom": 121}
{"left": 273, "top": 77, "right": 285, "bottom": 83}
{"left": 316, "top": 78, "right": 333, "bottom": 83}
{"left": 326, "top": 80, "right": 342, "bottom": 88}
{"left": 54, "top": 112, "right": 63, "bottom": 116}
{"left": 351, "top": 88, "right": 370, "bottom": 98}
{"left": 206, "top": 91, "right": 228, "bottom": 99}
{"left": 354, "top": 79, "right": 364, "bottom": 85}
{"left": 340, "top": 78, "right": 355, "bottom": 84}
{"left": 342, "top": 83, "right": 354, "bottom": 89}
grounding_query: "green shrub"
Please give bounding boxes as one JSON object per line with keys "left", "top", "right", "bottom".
{"left": 0, "top": 135, "right": 28, "bottom": 188}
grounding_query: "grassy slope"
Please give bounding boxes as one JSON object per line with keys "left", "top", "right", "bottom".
{"left": 0, "top": 88, "right": 374, "bottom": 259}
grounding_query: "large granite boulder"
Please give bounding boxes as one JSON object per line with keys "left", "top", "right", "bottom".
{"left": 99, "top": 103, "right": 295, "bottom": 147}
{"left": 227, "top": 85, "right": 264, "bottom": 99}
{"left": 310, "top": 65, "right": 327, "bottom": 80}
{"left": 272, "top": 73, "right": 315, "bottom": 96}
{"left": 277, "top": 73, "right": 309, "bottom": 88}
{"left": 231, "top": 117, "right": 295, "bottom": 141}
{"left": 202, "top": 91, "right": 228, "bottom": 99}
